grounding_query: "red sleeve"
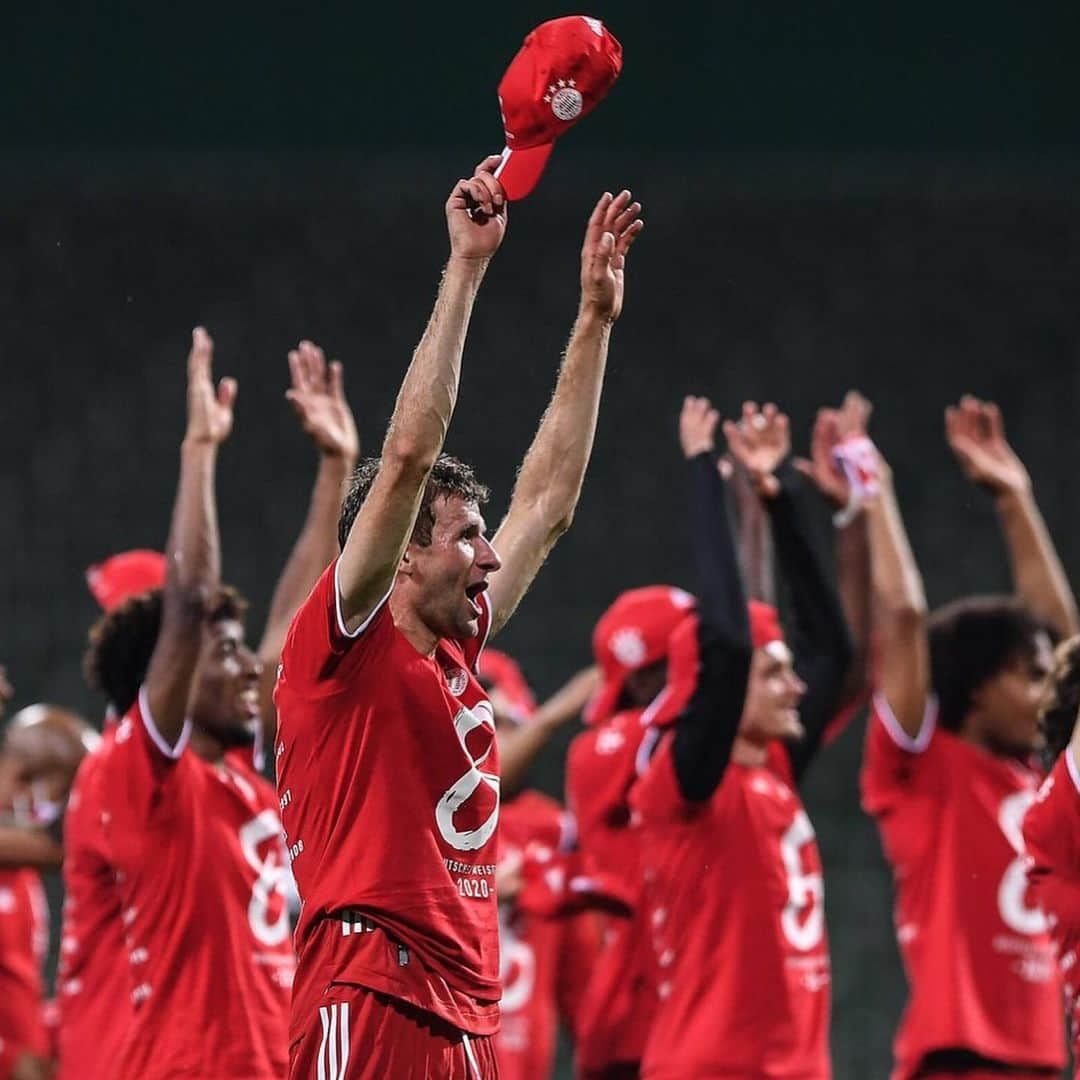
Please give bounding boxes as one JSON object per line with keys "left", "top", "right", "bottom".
{"left": 96, "top": 689, "right": 191, "bottom": 863}
{"left": 276, "top": 558, "right": 394, "bottom": 691}
{"left": 628, "top": 731, "right": 697, "bottom": 823}
{"left": 860, "top": 691, "right": 945, "bottom": 816}
{"left": 1024, "top": 751, "right": 1080, "bottom": 937}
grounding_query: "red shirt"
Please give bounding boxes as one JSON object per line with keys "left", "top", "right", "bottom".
{"left": 496, "top": 791, "right": 597, "bottom": 1080}
{"left": 861, "top": 694, "right": 1064, "bottom": 1077}
{"left": 564, "top": 708, "right": 656, "bottom": 1071}
{"left": 0, "top": 867, "right": 48, "bottom": 1075}
{"left": 96, "top": 690, "right": 294, "bottom": 1079}
{"left": 274, "top": 561, "right": 501, "bottom": 1039}
{"left": 57, "top": 724, "right": 130, "bottom": 1080}
{"left": 629, "top": 736, "right": 831, "bottom": 1080}
{"left": 1023, "top": 748, "right": 1080, "bottom": 1076}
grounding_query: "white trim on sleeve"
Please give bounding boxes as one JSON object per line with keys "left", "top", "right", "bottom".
{"left": 636, "top": 724, "right": 663, "bottom": 777}
{"left": 472, "top": 588, "right": 493, "bottom": 670}
{"left": 873, "top": 691, "right": 936, "bottom": 754}
{"left": 1066, "top": 744, "right": 1080, "bottom": 797}
{"left": 334, "top": 561, "right": 392, "bottom": 641}
{"left": 137, "top": 684, "right": 191, "bottom": 760}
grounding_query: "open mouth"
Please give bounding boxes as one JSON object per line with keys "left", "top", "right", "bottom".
{"left": 238, "top": 686, "right": 260, "bottom": 719}
{"left": 465, "top": 581, "right": 488, "bottom": 618}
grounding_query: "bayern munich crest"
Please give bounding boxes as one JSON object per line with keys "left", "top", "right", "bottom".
{"left": 543, "top": 78, "right": 583, "bottom": 121}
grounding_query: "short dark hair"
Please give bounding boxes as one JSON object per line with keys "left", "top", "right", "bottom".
{"left": 929, "top": 595, "right": 1045, "bottom": 732}
{"left": 337, "top": 453, "right": 490, "bottom": 550}
{"left": 1040, "top": 635, "right": 1080, "bottom": 762}
{"left": 83, "top": 585, "right": 248, "bottom": 715}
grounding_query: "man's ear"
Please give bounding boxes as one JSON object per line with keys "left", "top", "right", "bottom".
{"left": 398, "top": 546, "right": 414, "bottom": 578}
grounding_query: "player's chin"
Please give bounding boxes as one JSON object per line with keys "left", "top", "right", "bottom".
{"left": 216, "top": 717, "right": 258, "bottom": 749}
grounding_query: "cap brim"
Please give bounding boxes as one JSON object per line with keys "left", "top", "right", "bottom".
{"left": 494, "top": 142, "right": 554, "bottom": 201}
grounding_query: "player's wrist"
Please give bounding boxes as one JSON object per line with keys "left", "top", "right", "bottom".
{"left": 180, "top": 435, "right": 220, "bottom": 455}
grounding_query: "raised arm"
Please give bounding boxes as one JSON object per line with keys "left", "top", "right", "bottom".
{"left": 946, "top": 395, "right": 1078, "bottom": 639}
{"left": 256, "top": 341, "right": 358, "bottom": 731}
{"left": 498, "top": 665, "right": 600, "bottom": 798}
{"left": 725, "top": 403, "right": 853, "bottom": 779}
{"left": 337, "top": 159, "right": 507, "bottom": 631}
{"left": 487, "top": 191, "right": 644, "bottom": 636}
{"left": 143, "top": 328, "right": 234, "bottom": 745}
{"left": 667, "top": 397, "right": 753, "bottom": 802}
{"left": 866, "top": 453, "right": 930, "bottom": 739}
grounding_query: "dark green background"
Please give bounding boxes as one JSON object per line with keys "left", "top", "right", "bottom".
{"left": 2, "top": 4, "right": 1078, "bottom": 1076}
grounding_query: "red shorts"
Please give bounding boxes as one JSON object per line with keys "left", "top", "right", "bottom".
{"left": 289, "top": 983, "right": 500, "bottom": 1079}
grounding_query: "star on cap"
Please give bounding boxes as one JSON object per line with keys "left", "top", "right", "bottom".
{"left": 558, "top": 78, "right": 567, "bottom": 87}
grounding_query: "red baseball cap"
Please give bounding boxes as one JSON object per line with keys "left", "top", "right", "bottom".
{"left": 586, "top": 586, "right": 696, "bottom": 726}
{"left": 494, "top": 15, "right": 623, "bottom": 201}
{"left": 477, "top": 648, "right": 537, "bottom": 725}
{"left": 642, "top": 601, "right": 789, "bottom": 730}
{"left": 86, "top": 550, "right": 167, "bottom": 611}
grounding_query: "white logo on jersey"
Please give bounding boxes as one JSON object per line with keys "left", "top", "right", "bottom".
{"left": 435, "top": 702, "right": 500, "bottom": 852}
{"left": 780, "top": 810, "right": 825, "bottom": 951}
{"left": 997, "top": 789, "right": 1048, "bottom": 936}
{"left": 499, "top": 913, "right": 536, "bottom": 1014}
{"left": 239, "top": 810, "right": 292, "bottom": 947}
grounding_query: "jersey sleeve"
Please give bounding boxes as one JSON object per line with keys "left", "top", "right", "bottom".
{"left": 276, "top": 558, "right": 394, "bottom": 691}
{"left": 628, "top": 730, "right": 700, "bottom": 824}
{"left": 459, "top": 589, "right": 492, "bottom": 674}
{"left": 95, "top": 688, "right": 192, "bottom": 864}
{"left": 1024, "top": 751, "right": 1080, "bottom": 935}
{"left": 860, "top": 690, "right": 944, "bottom": 816}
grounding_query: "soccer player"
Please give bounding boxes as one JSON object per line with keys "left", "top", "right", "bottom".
{"left": 1024, "top": 635, "right": 1080, "bottom": 1077}
{"left": 0, "top": 696, "right": 94, "bottom": 1080}
{"left": 860, "top": 394, "right": 1072, "bottom": 1078}
{"left": 275, "top": 159, "right": 642, "bottom": 1079}
{"left": 627, "top": 396, "right": 852, "bottom": 1079}
{"left": 57, "top": 338, "right": 358, "bottom": 1080}
{"left": 77, "top": 328, "right": 298, "bottom": 1079}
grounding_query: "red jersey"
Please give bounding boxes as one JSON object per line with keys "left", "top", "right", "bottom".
{"left": 496, "top": 791, "right": 597, "bottom": 1080}
{"left": 0, "top": 867, "right": 48, "bottom": 1076}
{"left": 57, "top": 723, "right": 130, "bottom": 1080}
{"left": 629, "top": 735, "right": 831, "bottom": 1080}
{"left": 860, "top": 694, "right": 1064, "bottom": 1077}
{"left": 564, "top": 708, "right": 655, "bottom": 1071}
{"left": 1023, "top": 747, "right": 1080, "bottom": 1075}
{"left": 274, "top": 561, "right": 501, "bottom": 1040}
{"left": 95, "top": 690, "right": 294, "bottom": 1079}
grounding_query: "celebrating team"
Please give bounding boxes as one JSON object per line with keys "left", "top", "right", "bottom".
{"left": 2, "top": 157, "right": 1079, "bottom": 1080}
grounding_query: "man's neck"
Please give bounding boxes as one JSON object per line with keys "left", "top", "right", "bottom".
{"left": 389, "top": 592, "right": 439, "bottom": 656}
{"left": 730, "top": 735, "right": 768, "bottom": 767}
{"left": 189, "top": 727, "right": 226, "bottom": 765}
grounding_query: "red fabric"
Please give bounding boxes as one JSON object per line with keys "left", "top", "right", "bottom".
{"left": 0, "top": 868, "right": 49, "bottom": 1076}
{"left": 587, "top": 586, "right": 696, "bottom": 727}
{"left": 860, "top": 694, "right": 1064, "bottom": 1078}
{"left": 749, "top": 599, "right": 784, "bottom": 649}
{"left": 288, "top": 984, "right": 499, "bottom": 1080}
{"left": 565, "top": 709, "right": 656, "bottom": 1071}
{"left": 478, "top": 648, "right": 537, "bottom": 722}
{"left": 1023, "top": 749, "right": 1080, "bottom": 1078}
{"left": 85, "top": 549, "right": 166, "bottom": 610}
{"left": 495, "top": 15, "right": 623, "bottom": 200}
{"left": 275, "top": 561, "right": 501, "bottom": 1037}
{"left": 629, "top": 734, "right": 831, "bottom": 1079}
{"left": 94, "top": 695, "right": 294, "bottom": 1079}
{"left": 57, "top": 724, "right": 130, "bottom": 1080}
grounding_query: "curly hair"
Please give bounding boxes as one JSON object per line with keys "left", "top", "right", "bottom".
{"left": 83, "top": 585, "right": 248, "bottom": 715}
{"left": 1040, "top": 635, "right": 1080, "bottom": 762}
{"left": 929, "top": 595, "right": 1046, "bottom": 733}
{"left": 337, "top": 453, "right": 490, "bottom": 551}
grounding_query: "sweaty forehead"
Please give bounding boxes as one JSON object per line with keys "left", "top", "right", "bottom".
{"left": 433, "top": 495, "right": 486, "bottom": 532}
{"left": 206, "top": 617, "right": 247, "bottom": 646}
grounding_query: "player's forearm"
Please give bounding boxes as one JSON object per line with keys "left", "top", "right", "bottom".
{"left": 0, "top": 825, "right": 64, "bottom": 868}
{"left": 732, "top": 464, "right": 776, "bottom": 603}
{"left": 509, "top": 307, "right": 611, "bottom": 539}
{"left": 995, "top": 485, "right": 1079, "bottom": 638}
{"left": 383, "top": 257, "right": 487, "bottom": 470}
{"left": 834, "top": 512, "right": 873, "bottom": 707}
{"left": 867, "top": 477, "right": 926, "bottom": 626}
{"left": 258, "top": 453, "right": 352, "bottom": 726}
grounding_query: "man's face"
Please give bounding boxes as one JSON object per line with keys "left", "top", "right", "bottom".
{"left": 738, "top": 643, "right": 807, "bottom": 745}
{"left": 189, "top": 618, "right": 262, "bottom": 748}
{"left": 971, "top": 631, "right": 1053, "bottom": 755}
{"left": 402, "top": 495, "right": 501, "bottom": 642}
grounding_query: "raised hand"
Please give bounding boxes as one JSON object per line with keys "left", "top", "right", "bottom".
{"left": 797, "top": 391, "right": 874, "bottom": 508}
{"left": 0, "top": 665, "right": 11, "bottom": 717}
{"left": 945, "top": 395, "right": 1029, "bottom": 495}
{"left": 723, "top": 402, "right": 791, "bottom": 497}
{"left": 679, "top": 395, "right": 720, "bottom": 459}
{"left": 580, "top": 189, "right": 644, "bottom": 323}
{"left": 184, "top": 327, "right": 236, "bottom": 446}
{"left": 285, "top": 340, "right": 359, "bottom": 463}
{"left": 446, "top": 156, "right": 508, "bottom": 262}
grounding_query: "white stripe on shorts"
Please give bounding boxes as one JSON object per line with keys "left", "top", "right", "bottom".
{"left": 316, "top": 1003, "right": 352, "bottom": 1080}
{"left": 461, "top": 1031, "right": 482, "bottom": 1080}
